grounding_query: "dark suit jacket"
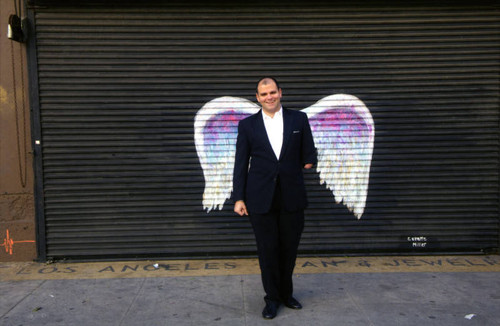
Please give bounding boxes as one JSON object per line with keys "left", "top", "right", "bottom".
{"left": 233, "top": 108, "right": 317, "bottom": 214}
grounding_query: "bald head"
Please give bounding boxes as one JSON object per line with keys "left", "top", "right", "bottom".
{"left": 256, "top": 77, "right": 280, "bottom": 93}
{"left": 255, "top": 77, "right": 282, "bottom": 116}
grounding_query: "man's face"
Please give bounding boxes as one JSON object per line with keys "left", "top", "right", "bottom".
{"left": 256, "top": 81, "right": 282, "bottom": 115}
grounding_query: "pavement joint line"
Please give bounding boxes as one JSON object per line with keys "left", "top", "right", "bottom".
{"left": 0, "top": 279, "right": 46, "bottom": 318}
{"left": 240, "top": 275, "right": 249, "bottom": 326}
{"left": 0, "top": 255, "right": 499, "bottom": 282}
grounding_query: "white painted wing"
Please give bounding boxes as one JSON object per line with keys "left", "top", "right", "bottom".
{"left": 303, "top": 94, "right": 375, "bottom": 219}
{"left": 194, "top": 97, "right": 259, "bottom": 212}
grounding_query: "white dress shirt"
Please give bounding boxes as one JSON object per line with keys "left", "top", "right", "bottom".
{"left": 262, "top": 107, "right": 284, "bottom": 160}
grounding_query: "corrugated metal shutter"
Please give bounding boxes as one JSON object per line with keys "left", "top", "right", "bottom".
{"left": 30, "top": 1, "right": 499, "bottom": 260}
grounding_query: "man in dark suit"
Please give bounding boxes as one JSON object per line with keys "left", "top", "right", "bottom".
{"left": 233, "top": 77, "right": 317, "bottom": 319}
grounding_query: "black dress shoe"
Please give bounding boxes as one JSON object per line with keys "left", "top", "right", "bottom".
{"left": 262, "top": 301, "right": 280, "bottom": 319}
{"left": 284, "top": 297, "right": 302, "bottom": 310}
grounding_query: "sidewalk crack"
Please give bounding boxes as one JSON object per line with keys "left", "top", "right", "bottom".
{"left": 118, "top": 278, "right": 146, "bottom": 326}
{"left": 345, "top": 289, "right": 376, "bottom": 326}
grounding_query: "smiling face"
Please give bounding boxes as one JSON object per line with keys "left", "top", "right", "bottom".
{"left": 256, "top": 79, "right": 282, "bottom": 117}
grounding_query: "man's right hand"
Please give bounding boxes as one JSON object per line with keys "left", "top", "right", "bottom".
{"left": 234, "top": 200, "right": 249, "bottom": 216}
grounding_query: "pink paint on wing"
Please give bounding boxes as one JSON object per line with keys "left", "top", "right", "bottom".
{"left": 309, "top": 107, "right": 372, "bottom": 148}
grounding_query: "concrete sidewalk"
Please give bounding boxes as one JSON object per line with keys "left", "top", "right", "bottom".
{"left": 1, "top": 258, "right": 499, "bottom": 325}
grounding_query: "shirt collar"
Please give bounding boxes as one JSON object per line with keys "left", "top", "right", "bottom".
{"left": 262, "top": 107, "right": 283, "bottom": 120}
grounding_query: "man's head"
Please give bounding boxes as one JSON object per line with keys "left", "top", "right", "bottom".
{"left": 256, "top": 77, "right": 282, "bottom": 116}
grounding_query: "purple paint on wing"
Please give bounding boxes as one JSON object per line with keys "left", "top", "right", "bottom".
{"left": 204, "top": 110, "right": 251, "bottom": 146}
{"left": 309, "top": 107, "right": 371, "bottom": 147}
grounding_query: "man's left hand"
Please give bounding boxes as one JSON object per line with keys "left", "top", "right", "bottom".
{"left": 304, "top": 163, "right": 313, "bottom": 169}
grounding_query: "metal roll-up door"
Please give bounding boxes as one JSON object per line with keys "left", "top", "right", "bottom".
{"left": 30, "top": 1, "right": 499, "bottom": 260}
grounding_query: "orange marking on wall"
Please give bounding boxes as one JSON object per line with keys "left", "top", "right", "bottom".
{"left": 1, "top": 229, "right": 35, "bottom": 255}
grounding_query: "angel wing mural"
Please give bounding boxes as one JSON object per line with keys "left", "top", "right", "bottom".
{"left": 194, "top": 94, "right": 374, "bottom": 219}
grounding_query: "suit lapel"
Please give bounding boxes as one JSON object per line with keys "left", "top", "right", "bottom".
{"left": 253, "top": 110, "right": 277, "bottom": 160}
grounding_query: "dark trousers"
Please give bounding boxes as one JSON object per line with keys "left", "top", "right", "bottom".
{"left": 249, "top": 178, "right": 305, "bottom": 303}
